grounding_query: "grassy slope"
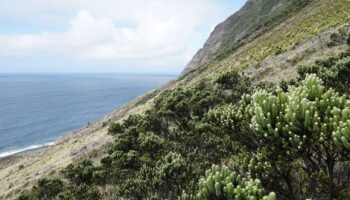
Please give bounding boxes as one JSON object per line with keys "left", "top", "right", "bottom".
{"left": 1, "top": 0, "right": 350, "bottom": 199}
{"left": 182, "top": 0, "right": 350, "bottom": 87}
{"left": 184, "top": 0, "right": 314, "bottom": 72}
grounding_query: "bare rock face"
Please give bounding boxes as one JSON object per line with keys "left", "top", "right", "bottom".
{"left": 182, "top": 21, "right": 226, "bottom": 74}
{"left": 182, "top": 0, "right": 313, "bottom": 75}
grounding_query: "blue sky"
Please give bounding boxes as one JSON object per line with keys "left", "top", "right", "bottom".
{"left": 0, "top": 0, "right": 246, "bottom": 74}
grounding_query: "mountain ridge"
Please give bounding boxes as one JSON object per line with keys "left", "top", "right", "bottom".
{"left": 182, "top": 0, "right": 313, "bottom": 74}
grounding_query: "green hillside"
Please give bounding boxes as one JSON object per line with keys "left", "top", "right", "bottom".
{"left": 8, "top": 0, "right": 350, "bottom": 199}
{"left": 182, "top": 0, "right": 350, "bottom": 85}
{"left": 184, "top": 0, "right": 314, "bottom": 73}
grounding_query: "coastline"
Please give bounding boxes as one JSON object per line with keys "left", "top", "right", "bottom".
{"left": 0, "top": 144, "right": 51, "bottom": 173}
{"left": 0, "top": 79, "right": 176, "bottom": 199}
{"left": 0, "top": 143, "right": 53, "bottom": 159}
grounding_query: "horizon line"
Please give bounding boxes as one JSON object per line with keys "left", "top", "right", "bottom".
{"left": 0, "top": 72, "right": 180, "bottom": 76}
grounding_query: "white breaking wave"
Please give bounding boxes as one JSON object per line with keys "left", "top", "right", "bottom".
{"left": 0, "top": 142, "right": 54, "bottom": 158}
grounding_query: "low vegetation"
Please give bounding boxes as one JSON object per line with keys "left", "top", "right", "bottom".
{"left": 183, "top": 0, "right": 350, "bottom": 86}
{"left": 19, "top": 52, "right": 350, "bottom": 199}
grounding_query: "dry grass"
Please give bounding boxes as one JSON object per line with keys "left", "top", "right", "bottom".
{"left": 0, "top": 124, "right": 109, "bottom": 199}
{"left": 181, "top": 0, "right": 350, "bottom": 87}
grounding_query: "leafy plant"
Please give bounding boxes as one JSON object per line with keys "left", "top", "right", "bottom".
{"left": 179, "top": 165, "right": 276, "bottom": 200}
{"left": 298, "top": 52, "right": 350, "bottom": 94}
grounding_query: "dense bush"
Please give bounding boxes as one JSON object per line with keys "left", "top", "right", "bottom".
{"left": 333, "top": 119, "right": 350, "bottom": 150}
{"left": 19, "top": 179, "right": 64, "bottom": 200}
{"left": 298, "top": 51, "right": 350, "bottom": 94}
{"left": 18, "top": 177, "right": 100, "bottom": 200}
{"left": 213, "top": 70, "right": 252, "bottom": 101}
{"left": 204, "top": 99, "right": 255, "bottom": 149}
{"left": 20, "top": 54, "right": 350, "bottom": 200}
{"left": 157, "top": 152, "right": 187, "bottom": 182}
{"left": 138, "top": 132, "right": 164, "bottom": 155}
{"left": 248, "top": 74, "right": 350, "bottom": 198}
{"left": 179, "top": 165, "right": 276, "bottom": 200}
{"left": 66, "top": 184, "right": 101, "bottom": 200}
{"left": 108, "top": 122, "right": 124, "bottom": 135}
{"left": 61, "top": 160, "right": 96, "bottom": 185}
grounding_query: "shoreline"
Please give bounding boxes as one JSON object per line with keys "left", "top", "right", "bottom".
{"left": 0, "top": 144, "right": 52, "bottom": 172}
{"left": 0, "top": 143, "right": 53, "bottom": 159}
{"left": 0, "top": 73, "right": 175, "bottom": 199}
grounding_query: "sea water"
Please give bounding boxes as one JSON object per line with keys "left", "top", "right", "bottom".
{"left": 0, "top": 74, "right": 175, "bottom": 157}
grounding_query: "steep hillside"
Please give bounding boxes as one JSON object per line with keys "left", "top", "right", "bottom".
{"left": 182, "top": 0, "right": 350, "bottom": 85}
{"left": 183, "top": 0, "right": 313, "bottom": 73}
{"left": 2, "top": 0, "right": 350, "bottom": 199}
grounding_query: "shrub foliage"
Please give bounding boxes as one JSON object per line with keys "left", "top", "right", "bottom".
{"left": 20, "top": 53, "right": 350, "bottom": 200}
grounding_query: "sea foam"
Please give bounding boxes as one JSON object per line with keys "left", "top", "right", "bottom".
{"left": 0, "top": 142, "right": 54, "bottom": 158}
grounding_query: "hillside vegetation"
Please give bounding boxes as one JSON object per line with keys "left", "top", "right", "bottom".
{"left": 2, "top": 0, "right": 350, "bottom": 199}
{"left": 182, "top": 0, "right": 350, "bottom": 85}
{"left": 19, "top": 52, "right": 350, "bottom": 200}
{"left": 184, "top": 0, "right": 314, "bottom": 73}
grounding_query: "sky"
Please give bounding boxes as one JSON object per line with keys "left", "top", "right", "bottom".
{"left": 0, "top": 0, "right": 246, "bottom": 74}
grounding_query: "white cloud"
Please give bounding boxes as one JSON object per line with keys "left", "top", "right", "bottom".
{"left": 0, "top": 0, "right": 242, "bottom": 72}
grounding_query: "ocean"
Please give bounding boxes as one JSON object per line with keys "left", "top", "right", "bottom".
{"left": 0, "top": 74, "right": 175, "bottom": 157}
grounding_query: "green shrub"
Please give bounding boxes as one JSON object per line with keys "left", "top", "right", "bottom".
{"left": 110, "top": 150, "right": 140, "bottom": 169}
{"left": 18, "top": 190, "right": 37, "bottom": 200}
{"left": 332, "top": 108, "right": 350, "bottom": 150}
{"left": 138, "top": 132, "right": 164, "bottom": 154}
{"left": 179, "top": 165, "right": 276, "bottom": 200}
{"left": 71, "top": 184, "right": 101, "bottom": 200}
{"left": 108, "top": 122, "right": 124, "bottom": 135}
{"left": 18, "top": 65, "right": 350, "bottom": 200}
{"left": 157, "top": 152, "right": 187, "bottom": 182}
{"left": 298, "top": 53, "right": 350, "bottom": 93}
{"left": 109, "top": 132, "right": 134, "bottom": 153}
{"left": 213, "top": 70, "right": 251, "bottom": 101}
{"left": 250, "top": 74, "right": 350, "bottom": 152}
{"left": 61, "top": 160, "right": 95, "bottom": 186}
{"left": 36, "top": 179, "right": 64, "bottom": 198}
{"left": 249, "top": 74, "right": 350, "bottom": 197}
{"left": 18, "top": 179, "right": 64, "bottom": 200}
{"left": 274, "top": 45, "right": 285, "bottom": 55}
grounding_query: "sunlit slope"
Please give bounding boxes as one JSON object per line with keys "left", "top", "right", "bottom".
{"left": 184, "top": 0, "right": 314, "bottom": 73}
{"left": 182, "top": 0, "right": 350, "bottom": 85}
